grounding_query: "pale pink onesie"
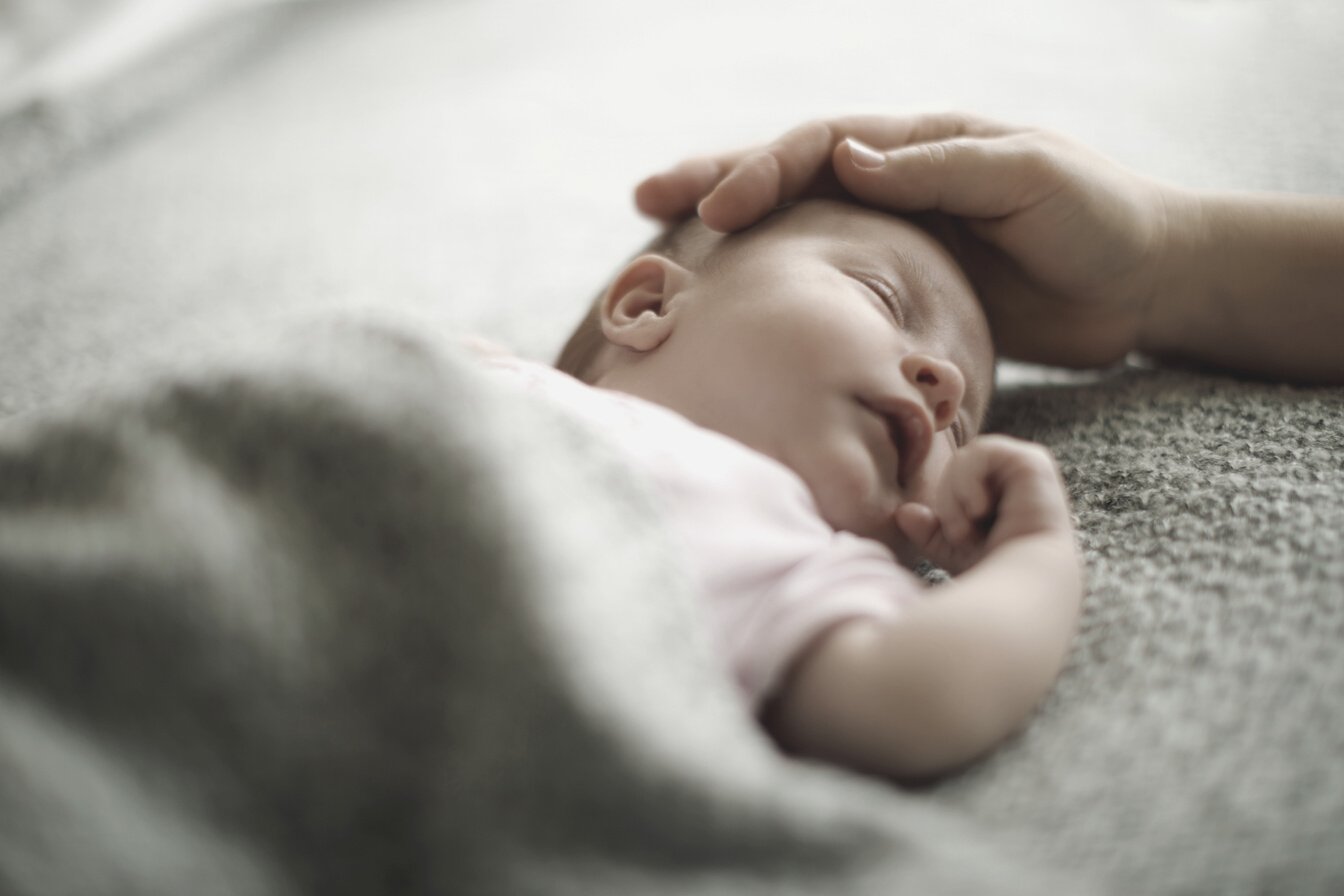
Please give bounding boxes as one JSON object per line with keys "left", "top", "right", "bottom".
{"left": 482, "top": 354, "right": 923, "bottom": 710}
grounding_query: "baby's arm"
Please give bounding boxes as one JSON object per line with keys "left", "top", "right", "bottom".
{"left": 763, "top": 436, "right": 1082, "bottom": 781}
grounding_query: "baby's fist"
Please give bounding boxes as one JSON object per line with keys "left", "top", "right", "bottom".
{"left": 895, "top": 435, "right": 1074, "bottom": 574}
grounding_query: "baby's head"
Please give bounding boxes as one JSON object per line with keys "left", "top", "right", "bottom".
{"left": 558, "top": 199, "right": 994, "bottom": 563}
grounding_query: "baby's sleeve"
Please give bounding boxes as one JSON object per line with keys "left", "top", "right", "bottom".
{"left": 713, "top": 531, "right": 925, "bottom": 711}
{"left": 551, "top": 377, "right": 932, "bottom": 715}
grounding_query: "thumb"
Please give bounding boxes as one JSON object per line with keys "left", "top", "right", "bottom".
{"left": 834, "top": 136, "right": 1046, "bottom": 219}
{"left": 894, "top": 502, "right": 940, "bottom": 550}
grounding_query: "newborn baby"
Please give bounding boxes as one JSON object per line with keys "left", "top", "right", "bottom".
{"left": 487, "top": 199, "right": 1082, "bottom": 781}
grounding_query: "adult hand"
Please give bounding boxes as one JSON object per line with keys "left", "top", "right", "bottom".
{"left": 635, "top": 114, "right": 1176, "bottom": 369}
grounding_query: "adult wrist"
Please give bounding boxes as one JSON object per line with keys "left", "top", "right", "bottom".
{"left": 1136, "top": 185, "right": 1211, "bottom": 361}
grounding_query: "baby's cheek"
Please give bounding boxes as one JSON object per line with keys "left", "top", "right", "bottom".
{"left": 813, "top": 436, "right": 896, "bottom": 536}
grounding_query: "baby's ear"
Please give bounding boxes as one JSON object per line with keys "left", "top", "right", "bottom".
{"left": 600, "top": 254, "right": 693, "bottom": 352}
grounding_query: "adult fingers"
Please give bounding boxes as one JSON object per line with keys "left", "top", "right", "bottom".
{"left": 635, "top": 112, "right": 1016, "bottom": 229}
{"left": 640, "top": 119, "right": 837, "bottom": 230}
{"left": 833, "top": 131, "right": 1060, "bottom": 220}
{"left": 634, "top": 156, "right": 736, "bottom": 221}
{"left": 698, "top": 113, "right": 1018, "bottom": 231}
{"left": 697, "top": 121, "right": 829, "bottom": 230}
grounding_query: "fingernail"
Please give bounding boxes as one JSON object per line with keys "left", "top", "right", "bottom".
{"left": 845, "top": 137, "right": 886, "bottom": 170}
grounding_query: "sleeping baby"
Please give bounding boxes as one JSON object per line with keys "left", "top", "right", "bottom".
{"left": 481, "top": 198, "right": 1083, "bottom": 782}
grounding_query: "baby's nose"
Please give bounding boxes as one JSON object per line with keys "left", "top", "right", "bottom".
{"left": 900, "top": 353, "right": 965, "bottom": 432}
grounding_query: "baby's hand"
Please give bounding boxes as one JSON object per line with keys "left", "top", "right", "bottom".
{"left": 895, "top": 435, "right": 1073, "bottom": 575}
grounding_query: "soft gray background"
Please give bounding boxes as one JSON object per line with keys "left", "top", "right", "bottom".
{"left": 2, "top": 0, "right": 1342, "bottom": 409}
{"left": 2, "top": 1, "right": 1342, "bottom": 894}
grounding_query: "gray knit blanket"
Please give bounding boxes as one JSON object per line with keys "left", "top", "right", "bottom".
{"left": 1, "top": 321, "right": 1087, "bottom": 895}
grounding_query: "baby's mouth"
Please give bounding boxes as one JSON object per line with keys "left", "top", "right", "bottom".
{"left": 863, "top": 396, "right": 933, "bottom": 491}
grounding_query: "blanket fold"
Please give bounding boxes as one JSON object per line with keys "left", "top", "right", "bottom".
{"left": 0, "top": 320, "right": 1074, "bottom": 895}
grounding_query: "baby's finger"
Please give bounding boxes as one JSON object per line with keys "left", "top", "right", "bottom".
{"left": 950, "top": 455, "right": 996, "bottom": 523}
{"left": 894, "top": 502, "right": 940, "bottom": 550}
{"left": 931, "top": 483, "right": 976, "bottom": 545}
{"left": 896, "top": 503, "right": 968, "bottom": 571}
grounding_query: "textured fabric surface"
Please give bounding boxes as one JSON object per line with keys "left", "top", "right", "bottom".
{"left": 0, "top": 1, "right": 310, "bottom": 208}
{"left": 936, "top": 368, "right": 1344, "bottom": 895}
{"left": 0, "top": 320, "right": 1075, "bottom": 895}
{"left": 1, "top": 0, "right": 1342, "bottom": 892}
{"left": 476, "top": 353, "right": 924, "bottom": 710}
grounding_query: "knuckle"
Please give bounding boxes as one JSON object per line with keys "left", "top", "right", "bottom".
{"left": 1009, "top": 132, "right": 1067, "bottom": 176}
{"left": 1011, "top": 139, "right": 1057, "bottom": 177}
{"left": 1022, "top": 443, "right": 1060, "bottom": 473}
{"left": 971, "top": 432, "right": 1013, "bottom": 452}
{"left": 1030, "top": 442, "right": 1056, "bottom": 460}
{"left": 770, "top": 119, "right": 834, "bottom": 188}
{"left": 916, "top": 140, "right": 952, "bottom": 166}
{"left": 770, "top": 120, "right": 830, "bottom": 162}
{"left": 742, "top": 149, "right": 780, "bottom": 177}
{"left": 998, "top": 136, "right": 1071, "bottom": 206}
{"left": 790, "top": 118, "right": 834, "bottom": 147}
{"left": 1033, "top": 127, "right": 1074, "bottom": 151}
{"left": 973, "top": 435, "right": 1058, "bottom": 472}
{"left": 938, "top": 111, "right": 979, "bottom": 136}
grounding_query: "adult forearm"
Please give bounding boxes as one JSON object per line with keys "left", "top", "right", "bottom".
{"left": 1143, "top": 191, "right": 1344, "bottom": 384}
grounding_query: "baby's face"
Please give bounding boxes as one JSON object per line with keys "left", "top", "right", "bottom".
{"left": 645, "top": 200, "right": 993, "bottom": 560}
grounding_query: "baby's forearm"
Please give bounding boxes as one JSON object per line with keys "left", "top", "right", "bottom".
{"left": 768, "top": 531, "right": 1082, "bottom": 781}
{"left": 875, "top": 531, "right": 1083, "bottom": 775}
{"left": 1143, "top": 191, "right": 1344, "bottom": 384}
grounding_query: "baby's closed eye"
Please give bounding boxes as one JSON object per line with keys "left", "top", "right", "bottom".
{"left": 848, "top": 271, "right": 907, "bottom": 327}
